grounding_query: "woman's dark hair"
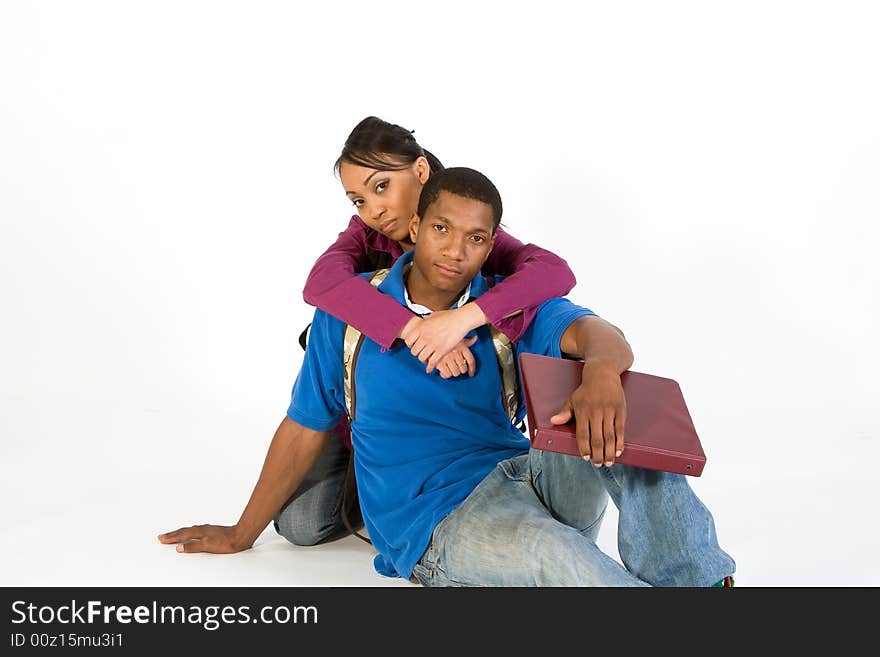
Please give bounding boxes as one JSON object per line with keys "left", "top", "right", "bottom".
{"left": 334, "top": 116, "right": 444, "bottom": 175}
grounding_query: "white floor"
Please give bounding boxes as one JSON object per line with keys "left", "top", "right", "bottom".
{"left": 3, "top": 395, "right": 877, "bottom": 588}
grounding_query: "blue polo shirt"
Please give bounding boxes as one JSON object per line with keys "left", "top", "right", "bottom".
{"left": 287, "top": 250, "right": 595, "bottom": 579}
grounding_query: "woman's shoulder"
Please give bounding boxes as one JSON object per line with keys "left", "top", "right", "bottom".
{"left": 344, "top": 214, "right": 368, "bottom": 232}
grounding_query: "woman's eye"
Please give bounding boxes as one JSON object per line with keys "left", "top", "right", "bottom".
{"left": 352, "top": 199, "right": 364, "bottom": 207}
{"left": 375, "top": 181, "right": 388, "bottom": 193}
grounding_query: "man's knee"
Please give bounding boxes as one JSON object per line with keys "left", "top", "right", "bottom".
{"left": 274, "top": 511, "right": 336, "bottom": 547}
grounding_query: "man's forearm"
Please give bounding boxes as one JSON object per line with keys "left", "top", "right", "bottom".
{"left": 560, "top": 316, "right": 634, "bottom": 374}
{"left": 233, "top": 416, "right": 331, "bottom": 548}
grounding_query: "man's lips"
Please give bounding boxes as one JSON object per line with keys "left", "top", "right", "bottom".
{"left": 434, "top": 263, "right": 463, "bottom": 277}
{"left": 379, "top": 218, "right": 397, "bottom": 233}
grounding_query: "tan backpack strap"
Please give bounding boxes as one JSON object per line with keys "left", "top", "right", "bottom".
{"left": 342, "top": 268, "right": 391, "bottom": 421}
{"left": 488, "top": 325, "right": 519, "bottom": 424}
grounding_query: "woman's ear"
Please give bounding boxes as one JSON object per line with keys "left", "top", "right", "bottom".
{"left": 409, "top": 214, "right": 421, "bottom": 243}
{"left": 414, "top": 156, "right": 430, "bottom": 184}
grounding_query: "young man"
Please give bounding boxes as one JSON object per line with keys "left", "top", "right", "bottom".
{"left": 160, "top": 168, "right": 735, "bottom": 586}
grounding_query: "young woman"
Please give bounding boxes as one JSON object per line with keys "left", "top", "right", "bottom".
{"left": 273, "top": 116, "right": 578, "bottom": 547}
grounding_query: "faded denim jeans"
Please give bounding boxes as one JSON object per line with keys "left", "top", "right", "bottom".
{"left": 411, "top": 449, "right": 735, "bottom": 586}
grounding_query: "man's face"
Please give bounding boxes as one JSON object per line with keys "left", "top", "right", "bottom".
{"left": 408, "top": 190, "right": 496, "bottom": 294}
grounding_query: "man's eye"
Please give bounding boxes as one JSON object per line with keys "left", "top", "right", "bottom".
{"left": 375, "top": 181, "right": 388, "bottom": 193}
{"left": 433, "top": 224, "right": 447, "bottom": 232}
{"left": 471, "top": 235, "right": 485, "bottom": 243}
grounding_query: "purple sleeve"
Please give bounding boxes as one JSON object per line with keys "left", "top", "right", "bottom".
{"left": 302, "top": 215, "right": 414, "bottom": 350}
{"left": 479, "top": 227, "right": 577, "bottom": 343}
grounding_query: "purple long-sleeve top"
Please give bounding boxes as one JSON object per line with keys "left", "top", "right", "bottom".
{"left": 303, "top": 215, "right": 577, "bottom": 350}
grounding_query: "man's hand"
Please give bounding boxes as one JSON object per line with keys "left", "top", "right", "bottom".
{"left": 550, "top": 361, "right": 626, "bottom": 467}
{"left": 400, "top": 305, "right": 485, "bottom": 374}
{"left": 435, "top": 336, "right": 478, "bottom": 378}
{"left": 158, "top": 524, "right": 251, "bottom": 554}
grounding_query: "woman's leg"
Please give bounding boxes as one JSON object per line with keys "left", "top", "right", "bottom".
{"left": 273, "top": 431, "right": 362, "bottom": 546}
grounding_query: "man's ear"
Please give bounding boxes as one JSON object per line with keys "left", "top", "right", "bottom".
{"left": 409, "top": 213, "right": 421, "bottom": 243}
{"left": 414, "top": 156, "right": 430, "bottom": 184}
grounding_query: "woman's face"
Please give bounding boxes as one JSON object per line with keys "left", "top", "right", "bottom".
{"left": 339, "top": 156, "right": 429, "bottom": 243}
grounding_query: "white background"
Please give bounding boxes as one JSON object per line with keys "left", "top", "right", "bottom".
{"left": 2, "top": 1, "right": 878, "bottom": 586}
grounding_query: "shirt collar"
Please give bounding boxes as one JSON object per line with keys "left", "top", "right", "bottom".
{"left": 378, "top": 250, "right": 490, "bottom": 310}
{"left": 402, "top": 262, "right": 472, "bottom": 316}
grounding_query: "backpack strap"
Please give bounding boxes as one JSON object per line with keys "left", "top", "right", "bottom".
{"left": 342, "top": 268, "right": 391, "bottom": 421}
{"left": 339, "top": 268, "right": 391, "bottom": 548}
{"left": 488, "top": 326, "right": 520, "bottom": 425}
{"left": 481, "top": 275, "right": 521, "bottom": 426}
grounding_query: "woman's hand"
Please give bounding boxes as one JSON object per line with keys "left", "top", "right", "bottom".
{"left": 157, "top": 524, "right": 252, "bottom": 554}
{"left": 400, "top": 306, "right": 484, "bottom": 373}
{"left": 435, "top": 336, "right": 478, "bottom": 379}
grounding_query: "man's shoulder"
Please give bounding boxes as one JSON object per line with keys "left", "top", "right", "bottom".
{"left": 518, "top": 298, "right": 596, "bottom": 348}
{"left": 536, "top": 297, "right": 593, "bottom": 315}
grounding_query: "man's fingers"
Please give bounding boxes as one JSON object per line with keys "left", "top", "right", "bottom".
{"left": 158, "top": 527, "right": 201, "bottom": 543}
{"left": 614, "top": 407, "right": 626, "bottom": 457}
{"left": 176, "top": 540, "right": 208, "bottom": 554}
{"left": 589, "top": 412, "right": 605, "bottom": 467}
{"left": 570, "top": 401, "right": 590, "bottom": 460}
{"left": 603, "top": 413, "right": 616, "bottom": 466}
{"left": 158, "top": 530, "right": 181, "bottom": 543}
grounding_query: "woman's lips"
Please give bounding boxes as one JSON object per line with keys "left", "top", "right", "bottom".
{"left": 380, "top": 218, "right": 397, "bottom": 233}
{"left": 434, "top": 263, "right": 463, "bottom": 277}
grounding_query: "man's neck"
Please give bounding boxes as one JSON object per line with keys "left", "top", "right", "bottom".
{"left": 404, "top": 265, "right": 465, "bottom": 312}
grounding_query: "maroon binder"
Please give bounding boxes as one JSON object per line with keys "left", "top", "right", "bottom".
{"left": 519, "top": 353, "right": 706, "bottom": 476}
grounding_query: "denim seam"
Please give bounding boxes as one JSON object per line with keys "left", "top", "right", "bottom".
{"left": 577, "top": 506, "right": 607, "bottom": 536}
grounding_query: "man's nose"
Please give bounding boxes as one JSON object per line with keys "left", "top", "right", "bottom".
{"left": 443, "top": 237, "right": 467, "bottom": 260}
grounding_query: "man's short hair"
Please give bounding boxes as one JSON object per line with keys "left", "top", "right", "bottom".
{"left": 417, "top": 167, "right": 503, "bottom": 232}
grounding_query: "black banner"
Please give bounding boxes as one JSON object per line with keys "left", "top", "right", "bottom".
{"left": 0, "top": 586, "right": 869, "bottom": 651}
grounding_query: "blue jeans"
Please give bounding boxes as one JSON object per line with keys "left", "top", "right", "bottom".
{"left": 273, "top": 431, "right": 362, "bottom": 546}
{"left": 411, "top": 449, "right": 735, "bottom": 586}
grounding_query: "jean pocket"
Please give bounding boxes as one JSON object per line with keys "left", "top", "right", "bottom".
{"left": 410, "top": 561, "right": 433, "bottom": 586}
{"left": 497, "top": 454, "right": 530, "bottom": 482}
